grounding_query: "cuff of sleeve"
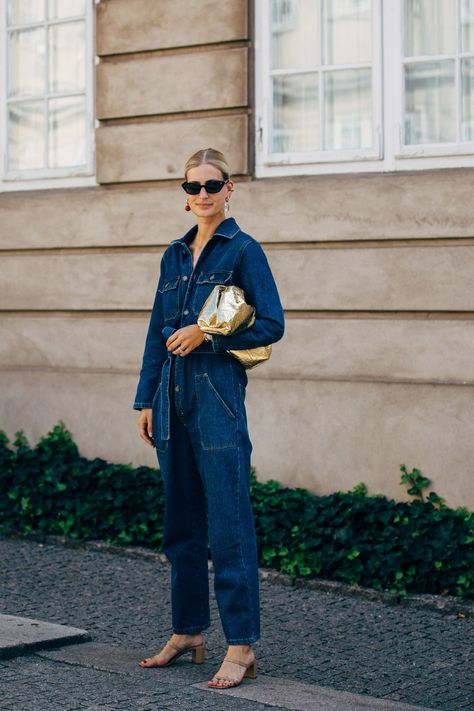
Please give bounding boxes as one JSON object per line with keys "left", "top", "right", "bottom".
{"left": 133, "top": 402, "right": 153, "bottom": 410}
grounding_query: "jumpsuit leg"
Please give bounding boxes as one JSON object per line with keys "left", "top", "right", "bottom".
{"left": 156, "top": 391, "right": 211, "bottom": 635}
{"left": 177, "top": 357, "right": 261, "bottom": 645}
{"left": 200, "top": 439, "right": 260, "bottom": 645}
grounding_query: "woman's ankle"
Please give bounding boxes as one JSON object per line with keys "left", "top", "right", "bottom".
{"left": 172, "top": 632, "right": 203, "bottom": 642}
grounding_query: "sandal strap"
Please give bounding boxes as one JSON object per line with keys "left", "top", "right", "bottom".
{"left": 166, "top": 640, "right": 203, "bottom": 653}
{"left": 223, "top": 656, "right": 255, "bottom": 668}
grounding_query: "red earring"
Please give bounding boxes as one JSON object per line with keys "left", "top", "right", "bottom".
{"left": 185, "top": 201, "right": 191, "bottom": 212}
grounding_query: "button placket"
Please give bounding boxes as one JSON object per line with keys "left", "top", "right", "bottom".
{"left": 180, "top": 249, "right": 194, "bottom": 326}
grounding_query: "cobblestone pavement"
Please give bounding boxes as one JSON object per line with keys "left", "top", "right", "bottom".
{"left": 0, "top": 537, "right": 473, "bottom": 711}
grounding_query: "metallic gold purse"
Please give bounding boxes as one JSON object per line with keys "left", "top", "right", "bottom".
{"left": 197, "top": 285, "right": 272, "bottom": 369}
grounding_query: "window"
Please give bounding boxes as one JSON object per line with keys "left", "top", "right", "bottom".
{"left": 255, "top": 0, "right": 474, "bottom": 175}
{"left": 1, "top": 0, "right": 95, "bottom": 190}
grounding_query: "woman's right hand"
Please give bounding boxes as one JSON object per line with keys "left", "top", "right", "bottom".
{"left": 138, "top": 408, "right": 154, "bottom": 447}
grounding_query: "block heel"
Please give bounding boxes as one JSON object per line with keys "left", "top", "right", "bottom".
{"left": 191, "top": 644, "right": 205, "bottom": 664}
{"left": 244, "top": 660, "right": 257, "bottom": 679}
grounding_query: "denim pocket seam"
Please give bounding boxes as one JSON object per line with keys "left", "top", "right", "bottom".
{"left": 195, "top": 373, "right": 237, "bottom": 451}
{"left": 191, "top": 270, "right": 233, "bottom": 316}
{"left": 158, "top": 276, "right": 181, "bottom": 321}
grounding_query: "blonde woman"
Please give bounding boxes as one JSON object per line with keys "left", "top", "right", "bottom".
{"left": 134, "top": 148, "right": 284, "bottom": 688}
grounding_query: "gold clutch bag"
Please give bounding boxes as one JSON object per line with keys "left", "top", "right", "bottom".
{"left": 197, "top": 285, "right": 272, "bottom": 369}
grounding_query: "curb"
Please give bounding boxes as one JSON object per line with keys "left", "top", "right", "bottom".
{"left": 0, "top": 614, "right": 91, "bottom": 660}
{"left": 4, "top": 532, "right": 473, "bottom": 619}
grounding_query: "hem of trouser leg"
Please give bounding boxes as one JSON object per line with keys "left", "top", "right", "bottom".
{"left": 226, "top": 634, "right": 260, "bottom": 645}
{"left": 173, "top": 621, "right": 211, "bottom": 634}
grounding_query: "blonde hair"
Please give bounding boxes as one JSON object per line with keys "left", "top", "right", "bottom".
{"left": 184, "top": 148, "right": 231, "bottom": 181}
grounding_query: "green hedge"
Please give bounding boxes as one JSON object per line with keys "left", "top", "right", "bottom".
{"left": 0, "top": 424, "right": 472, "bottom": 598}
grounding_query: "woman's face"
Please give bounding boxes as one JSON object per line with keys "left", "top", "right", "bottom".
{"left": 185, "top": 163, "right": 233, "bottom": 219}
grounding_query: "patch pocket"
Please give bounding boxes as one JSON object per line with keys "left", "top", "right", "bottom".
{"left": 192, "top": 270, "right": 233, "bottom": 315}
{"left": 196, "top": 373, "right": 237, "bottom": 450}
{"left": 158, "top": 276, "right": 181, "bottom": 322}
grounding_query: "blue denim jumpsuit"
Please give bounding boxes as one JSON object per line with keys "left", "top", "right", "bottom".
{"left": 133, "top": 217, "right": 285, "bottom": 645}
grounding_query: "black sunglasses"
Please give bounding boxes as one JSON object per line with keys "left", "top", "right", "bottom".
{"left": 181, "top": 179, "right": 228, "bottom": 195}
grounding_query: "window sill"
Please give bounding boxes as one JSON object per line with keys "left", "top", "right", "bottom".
{"left": 0, "top": 175, "right": 97, "bottom": 193}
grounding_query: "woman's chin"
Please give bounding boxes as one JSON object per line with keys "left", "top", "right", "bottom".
{"left": 194, "top": 207, "right": 221, "bottom": 218}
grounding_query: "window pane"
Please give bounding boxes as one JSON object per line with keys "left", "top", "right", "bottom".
{"left": 405, "top": 61, "right": 455, "bottom": 144}
{"left": 8, "top": 101, "right": 44, "bottom": 170}
{"left": 271, "top": 0, "right": 320, "bottom": 69}
{"left": 324, "top": 68, "right": 372, "bottom": 149}
{"left": 462, "top": 58, "right": 474, "bottom": 141}
{"left": 8, "top": 28, "right": 45, "bottom": 98}
{"left": 461, "top": 0, "right": 474, "bottom": 52}
{"left": 324, "top": 0, "right": 372, "bottom": 65}
{"left": 7, "top": 0, "right": 44, "bottom": 25}
{"left": 48, "top": 0, "right": 85, "bottom": 19}
{"left": 405, "top": 0, "right": 455, "bottom": 56}
{"left": 49, "top": 96, "right": 86, "bottom": 167}
{"left": 272, "top": 74, "right": 319, "bottom": 152}
{"left": 49, "top": 22, "right": 86, "bottom": 93}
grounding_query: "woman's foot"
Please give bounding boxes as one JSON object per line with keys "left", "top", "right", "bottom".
{"left": 208, "top": 644, "right": 257, "bottom": 689}
{"left": 139, "top": 633, "right": 204, "bottom": 668}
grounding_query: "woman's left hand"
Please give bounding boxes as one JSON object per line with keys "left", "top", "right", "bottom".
{"left": 166, "top": 324, "right": 206, "bottom": 356}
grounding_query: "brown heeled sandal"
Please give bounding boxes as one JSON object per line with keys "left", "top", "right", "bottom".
{"left": 207, "top": 656, "right": 257, "bottom": 689}
{"left": 139, "top": 640, "right": 205, "bottom": 668}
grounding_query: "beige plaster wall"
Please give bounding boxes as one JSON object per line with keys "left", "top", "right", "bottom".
{"left": 96, "top": 115, "right": 248, "bottom": 183}
{"left": 96, "top": 48, "right": 248, "bottom": 119}
{"left": 96, "top": 0, "right": 248, "bottom": 55}
{"left": 1, "top": 315, "right": 474, "bottom": 385}
{"left": 1, "top": 171, "right": 473, "bottom": 251}
{"left": 1, "top": 245, "right": 473, "bottom": 311}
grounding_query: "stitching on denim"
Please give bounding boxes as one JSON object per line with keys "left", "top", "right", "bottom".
{"left": 191, "top": 270, "right": 233, "bottom": 316}
{"left": 195, "top": 373, "right": 237, "bottom": 451}
{"left": 234, "top": 387, "right": 258, "bottom": 643}
{"left": 159, "top": 275, "right": 181, "bottom": 322}
{"left": 237, "top": 454, "right": 257, "bottom": 641}
{"left": 235, "top": 237, "right": 255, "bottom": 273}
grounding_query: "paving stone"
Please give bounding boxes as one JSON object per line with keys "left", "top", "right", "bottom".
{"left": 0, "top": 536, "right": 473, "bottom": 711}
{"left": 0, "top": 613, "right": 90, "bottom": 660}
{"left": 196, "top": 676, "right": 436, "bottom": 710}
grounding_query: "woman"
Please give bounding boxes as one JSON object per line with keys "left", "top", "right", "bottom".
{"left": 134, "top": 148, "right": 284, "bottom": 689}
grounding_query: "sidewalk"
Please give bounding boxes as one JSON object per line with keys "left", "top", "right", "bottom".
{"left": 0, "top": 536, "right": 472, "bottom": 711}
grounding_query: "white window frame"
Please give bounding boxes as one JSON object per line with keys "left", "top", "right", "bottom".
{"left": 255, "top": 0, "right": 474, "bottom": 177}
{"left": 0, "top": 0, "right": 96, "bottom": 192}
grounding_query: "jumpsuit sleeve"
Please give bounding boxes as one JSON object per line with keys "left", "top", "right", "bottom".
{"left": 211, "top": 239, "right": 285, "bottom": 353}
{"left": 133, "top": 260, "right": 168, "bottom": 410}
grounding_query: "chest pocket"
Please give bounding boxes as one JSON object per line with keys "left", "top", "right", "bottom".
{"left": 192, "top": 270, "right": 233, "bottom": 316}
{"left": 158, "top": 275, "right": 181, "bottom": 322}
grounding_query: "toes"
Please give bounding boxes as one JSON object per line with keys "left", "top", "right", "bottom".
{"left": 208, "top": 676, "right": 234, "bottom": 688}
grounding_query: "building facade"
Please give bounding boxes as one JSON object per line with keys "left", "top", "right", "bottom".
{"left": 1, "top": 0, "right": 473, "bottom": 508}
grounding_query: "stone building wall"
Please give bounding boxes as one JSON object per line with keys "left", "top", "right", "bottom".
{"left": 0, "top": 0, "right": 473, "bottom": 508}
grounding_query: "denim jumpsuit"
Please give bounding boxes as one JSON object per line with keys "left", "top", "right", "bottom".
{"left": 133, "top": 217, "right": 285, "bottom": 645}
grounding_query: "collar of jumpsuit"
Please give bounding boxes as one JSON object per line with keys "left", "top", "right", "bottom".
{"left": 171, "top": 216, "right": 241, "bottom": 246}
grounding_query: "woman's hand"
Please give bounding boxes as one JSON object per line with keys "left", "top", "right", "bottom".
{"left": 166, "top": 324, "right": 206, "bottom": 356}
{"left": 138, "top": 408, "right": 154, "bottom": 447}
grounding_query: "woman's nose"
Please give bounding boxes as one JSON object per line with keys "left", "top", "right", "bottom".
{"left": 199, "top": 186, "right": 208, "bottom": 196}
